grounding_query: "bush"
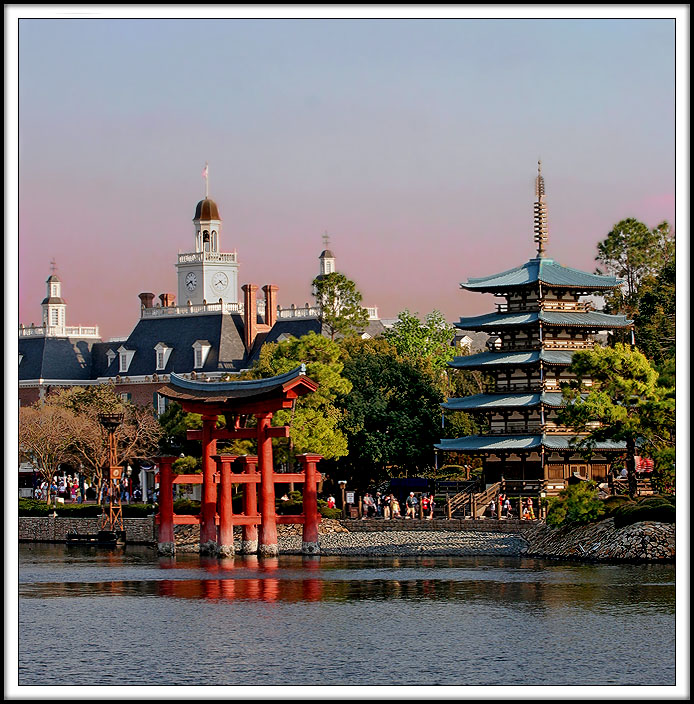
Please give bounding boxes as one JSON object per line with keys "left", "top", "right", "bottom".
{"left": 53, "top": 503, "right": 103, "bottom": 517}
{"left": 601, "top": 495, "right": 635, "bottom": 516}
{"left": 121, "top": 503, "right": 157, "bottom": 517}
{"left": 18, "top": 498, "right": 51, "bottom": 516}
{"left": 173, "top": 499, "right": 201, "bottom": 515}
{"left": 546, "top": 482, "right": 605, "bottom": 528}
{"left": 319, "top": 506, "right": 342, "bottom": 519}
{"left": 613, "top": 501, "right": 675, "bottom": 528}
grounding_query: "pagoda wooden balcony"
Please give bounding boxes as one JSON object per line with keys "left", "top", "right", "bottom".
{"left": 542, "top": 340, "right": 594, "bottom": 350}
{"left": 486, "top": 382, "right": 543, "bottom": 393}
{"left": 540, "top": 300, "right": 592, "bottom": 312}
{"left": 488, "top": 423, "right": 543, "bottom": 435}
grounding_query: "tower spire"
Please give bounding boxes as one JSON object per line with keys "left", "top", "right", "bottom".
{"left": 533, "top": 159, "right": 549, "bottom": 257}
{"left": 322, "top": 230, "right": 330, "bottom": 249}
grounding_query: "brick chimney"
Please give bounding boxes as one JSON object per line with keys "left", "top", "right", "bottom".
{"left": 262, "top": 284, "right": 279, "bottom": 328}
{"left": 242, "top": 284, "right": 258, "bottom": 354}
{"left": 159, "top": 293, "right": 175, "bottom": 307}
{"left": 139, "top": 292, "right": 155, "bottom": 309}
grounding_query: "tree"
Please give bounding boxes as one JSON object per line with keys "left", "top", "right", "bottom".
{"left": 46, "top": 386, "right": 163, "bottom": 497}
{"left": 632, "top": 260, "right": 676, "bottom": 367}
{"left": 337, "top": 337, "right": 445, "bottom": 486}
{"left": 559, "top": 344, "right": 675, "bottom": 498}
{"left": 19, "top": 404, "right": 76, "bottom": 504}
{"left": 312, "top": 272, "right": 369, "bottom": 340}
{"left": 247, "top": 332, "right": 353, "bottom": 463}
{"left": 595, "top": 218, "right": 674, "bottom": 315}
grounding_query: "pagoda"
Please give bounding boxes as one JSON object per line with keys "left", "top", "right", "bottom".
{"left": 437, "top": 163, "right": 634, "bottom": 495}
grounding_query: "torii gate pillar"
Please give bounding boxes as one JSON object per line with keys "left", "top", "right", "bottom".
{"left": 200, "top": 415, "right": 219, "bottom": 555}
{"left": 257, "top": 412, "right": 278, "bottom": 557}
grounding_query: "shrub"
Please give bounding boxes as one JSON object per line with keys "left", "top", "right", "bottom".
{"left": 173, "top": 499, "right": 201, "bottom": 515}
{"left": 319, "top": 506, "right": 342, "bottom": 519}
{"left": 545, "top": 482, "right": 605, "bottom": 528}
{"left": 121, "top": 503, "right": 157, "bottom": 517}
{"left": 54, "top": 503, "right": 103, "bottom": 517}
{"left": 613, "top": 501, "right": 675, "bottom": 528}
{"left": 601, "top": 495, "right": 635, "bottom": 516}
{"left": 18, "top": 499, "right": 51, "bottom": 516}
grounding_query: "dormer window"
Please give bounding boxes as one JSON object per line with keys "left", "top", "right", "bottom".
{"left": 106, "top": 349, "right": 117, "bottom": 366}
{"left": 19, "top": 354, "right": 23, "bottom": 366}
{"left": 192, "top": 340, "right": 212, "bottom": 369}
{"left": 154, "top": 342, "right": 173, "bottom": 371}
{"left": 118, "top": 345, "right": 135, "bottom": 373}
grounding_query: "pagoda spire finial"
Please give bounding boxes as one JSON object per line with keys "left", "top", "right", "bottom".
{"left": 533, "top": 159, "right": 548, "bottom": 257}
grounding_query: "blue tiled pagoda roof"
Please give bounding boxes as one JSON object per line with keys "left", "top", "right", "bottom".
{"left": 435, "top": 435, "right": 627, "bottom": 452}
{"left": 455, "top": 310, "right": 632, "bottom": 330}
{"left": 461, "top": 258, "right": 621, "bottom": 292}
{"left": 449, "top": 349, "right": 575, "bottom": 369}
{"left": 442, "top": 392, "right": 567, "bottom": 411}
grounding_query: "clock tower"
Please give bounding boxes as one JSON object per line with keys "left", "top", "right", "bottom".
{"left": 176, "top": 192, "right": 240, "bottom": 307}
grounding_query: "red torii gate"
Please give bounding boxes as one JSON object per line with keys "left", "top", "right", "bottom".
{"left": 156, "top": 365, "right": 322, "bottom": 557}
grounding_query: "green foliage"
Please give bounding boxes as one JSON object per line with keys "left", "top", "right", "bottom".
{"left": 560, "top": 343, "right": 675, "bottom": 498}
{"left": 250, "top": 331, "right": 352, "bottom": 461}
{"left": 173, "top": 499, "right": 201, "bottom": 515}
{"left": 383, "top": 309, "right": 455, "bottom": 374}
{"left": 601, "top": 495, "right": 635, "bottom": 516}
{"left": 18, "top": 499, "right": 156, "bottom": 518}
{"left": 596, "top": 218, "right": 674, "bottom": 305}
{"left": 612, "top": 497, "right": 675, "bottom": 528}
{"left": 633, "top": 261, "right": 676, "bottom": 367}
{"left": 158, "top": 402, "right": 202, "bottom": 455}
{"left": 173, "top": 455, "right": 201, "bottom": 474}
{"left": 336, "top": 336, "right": 444, "bottom": 487}
{"left": 545, "top": 482, "right": 606, "bottom": 528}
{"left": 312, "top": 272, "right": 370, "bottom": 340}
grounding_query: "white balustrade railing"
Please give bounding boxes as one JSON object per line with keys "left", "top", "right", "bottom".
{"left": 141, "top": 301, "right": 244, "bottom": 318}
{"left": 177, "top": 251, "right": 238, "bottom": 264}
{"left": 19, "top": 325, "right": 101, "bottom": 338}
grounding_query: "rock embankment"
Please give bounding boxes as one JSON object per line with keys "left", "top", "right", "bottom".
{"left": 170, "top": 517, "right": 675, "bottom": 562}
{"left": 522, "top": 518, "right": 675, "bottom": 562}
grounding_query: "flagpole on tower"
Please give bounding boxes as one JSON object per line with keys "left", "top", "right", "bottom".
{"left": 202, "top": 162, "right": 209, "bottom": 199}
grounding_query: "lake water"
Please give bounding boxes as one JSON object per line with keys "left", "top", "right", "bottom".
{"left": 15, "top": 543, "right": 677, "bottom": 691}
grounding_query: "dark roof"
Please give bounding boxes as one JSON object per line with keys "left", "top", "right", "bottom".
{"left": 46, "top": 274, "right": 61, "bottom": 282}
{"left": 320, "top": 249, "right": 335, "bottom": 258}
{"left": 449, "top": 349, "right": 575, "bottom": 369}
{"left": 442, "top": 392, "right": 569, "bottom": 411}
{"left": 19, "top": 335, "right": 97, "bottom": 382}
{"left": 455, "top": 310, "right": 632, "bottom": 330}
{"left": 194, "top": 198, "right": 221, "bottom": 221}
{"left": 435, "top": 434, "right": 627, "bottom": 452}
{"left": 93, "top": 313, "right": 247, "bottom": 378}
{"left": 41, "top": 296, "right": 65, "bottom": 305}
{"left": 461, "top": 257, "right": 621, "bottom": 292}
{"left": 159, "top": 365, "right": 319, "bottom": 411}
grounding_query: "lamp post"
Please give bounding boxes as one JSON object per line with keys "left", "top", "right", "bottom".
{"left": 338, "top": 480, "right": 347, "bottom": 519}
{"left": 98, "top": 413, "right": 124, "bottom": 533}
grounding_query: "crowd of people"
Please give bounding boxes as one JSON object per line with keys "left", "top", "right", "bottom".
{"left": 327, "top": 489, "right": 541, "bottom": 522}
{"left": 356, "top": 491, "right": 437, "bottom": 520}
{"left": 32, "top": 475, "right": 146, "bottom": 505}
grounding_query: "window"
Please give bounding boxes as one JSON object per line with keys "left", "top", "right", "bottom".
{"left": 106, "top": 349, "right": 117, "bottom": 366}
{"left": 119, "top": 392, "right": 132, "bottom": 403}
{"left": 155, "top": 393, "right": 168, "bottom": 416}
{"left": 192, "top": 340, "right": 212, "bottom": 369}
{"left": 117, "top": 346, "right": 135, "bottom": 373}
{"left": 154, "top": 343, "right": 173, "bottom": 371}
{"left": 51, "top": 310, "right": 59, "bottom": 326}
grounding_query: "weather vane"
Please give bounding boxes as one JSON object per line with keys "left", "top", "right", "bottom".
{"left": 322, "top": 230, "right": 330, "bottom": 249}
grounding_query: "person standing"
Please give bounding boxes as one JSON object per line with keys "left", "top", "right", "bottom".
{"left": 527, "top": 497, "right": 536, "bottom": 520}
{"left": 420, "top": 494, "right": 430, "bottom": 519}
{"left": 383, "top": 493, "right": 392, "bottom": 520}
{"left": 503, "top": 496, "right": 512, "bottom": 518}
{"left": 488, "top": 499, "right": 496, "bottom": 519}
{"left": 391, "top": 495, "right": 401, "bottom": 519}
{"left": 405, "top": 492, "right": 418, "bottom": 519}
{"left": 428, "top": 493, "right": 436, "bottom": 520}
{"left": 327, "top": 495, "right": 336, "bottom": 509}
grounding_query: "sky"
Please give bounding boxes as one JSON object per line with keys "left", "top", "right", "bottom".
{"left": 10, "top": 7, "right": 683, "bottom": 342}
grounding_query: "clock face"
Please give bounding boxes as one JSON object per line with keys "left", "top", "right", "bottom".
{"left": 213, "top": 272, "right": 228, "bottom": 291}
{"left": 185, "top": 272, "right": 197, "bottom": 291}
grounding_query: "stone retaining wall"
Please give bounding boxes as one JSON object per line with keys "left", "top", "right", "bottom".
{"left": 522, "top": 518, "right": 675, "bottom": 562}
{"left": 18, "top": 516, "right": 157, "bottom": 544}
{"left": 341, "top": 518, "right": 531, "bottom": 533}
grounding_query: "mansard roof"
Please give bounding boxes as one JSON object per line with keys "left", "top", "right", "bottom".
{"left": 435, "top": 434, "right": 627, "bottom": 452}
{"left": 455, "top": 310, "right": 632, "bottom": 330}
{"left": 442, "top": 392, "right": 567, "bottom": 411}
{"left": 449, "top": 349, "right": 575, "bottom": 369}
{"left": 460, "top": 257, "right": 621, "bottom": 293}
{"left": 19, "top": 335, "right": 98, "bottom": 382}
{"left": 92, "top": 313, "right": 247, "bottom": 378}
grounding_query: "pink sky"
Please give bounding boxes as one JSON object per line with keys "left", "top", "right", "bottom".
{"left": 15, "top": 17, "right": 678, "bottom": 341}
